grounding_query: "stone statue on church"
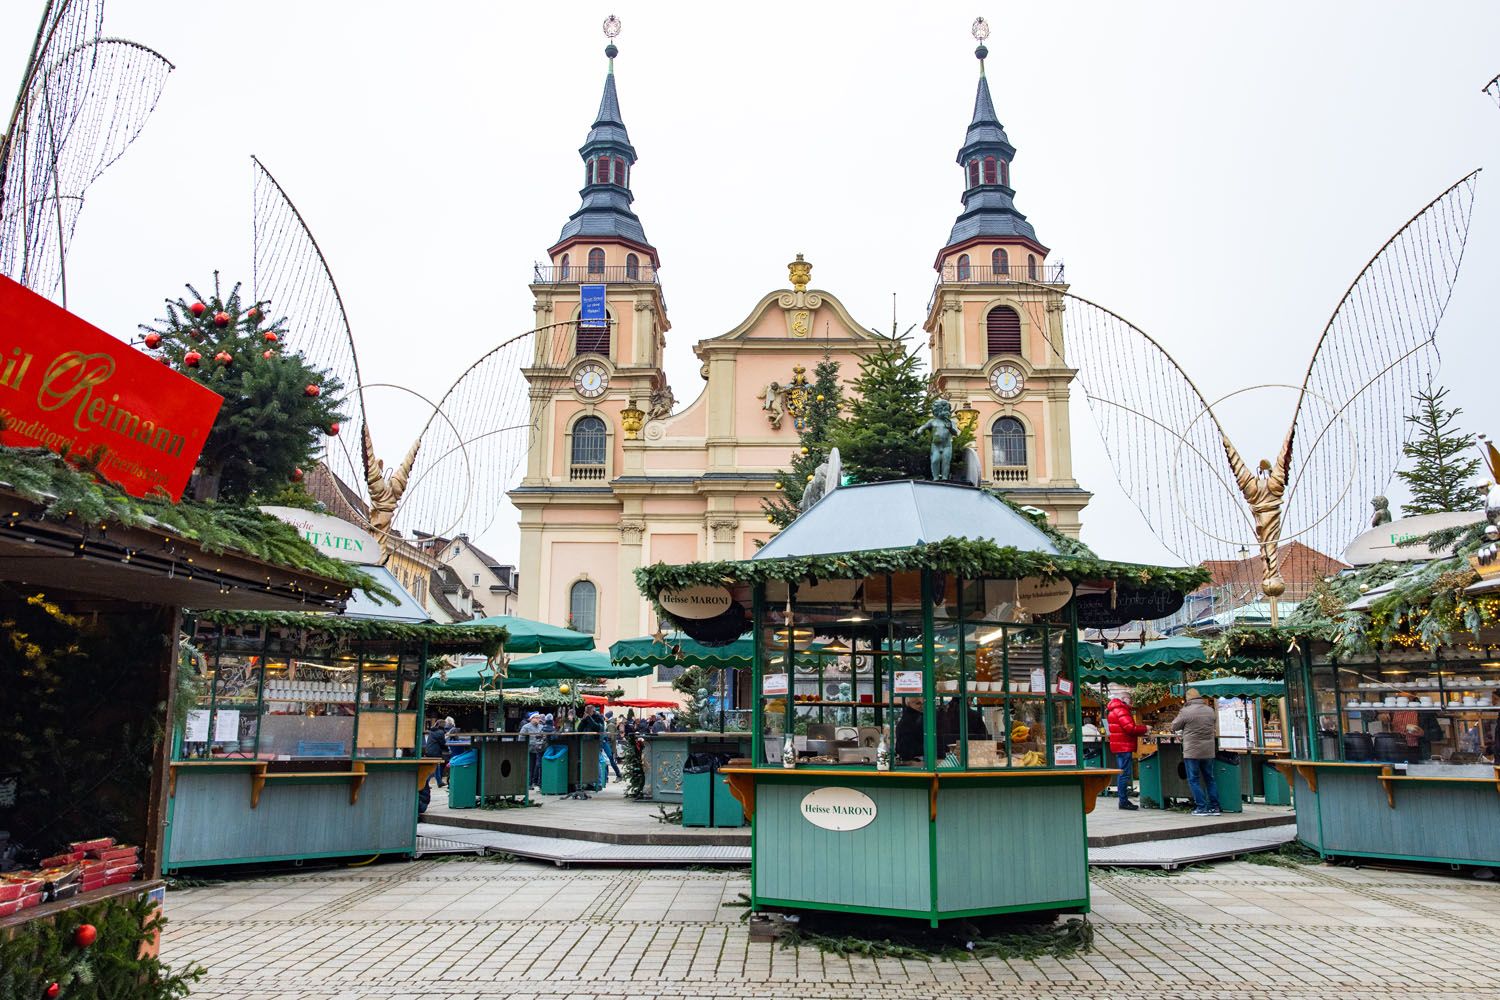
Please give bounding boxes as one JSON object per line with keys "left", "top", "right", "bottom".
{"left": 913, "top": 398, "right": 958, "bottom": 481}
{"left": 1370, "top": 495, "right": 1392, "bottom": 527}
{"left": 758, "top": 381, "right": 787, "bottom": 429}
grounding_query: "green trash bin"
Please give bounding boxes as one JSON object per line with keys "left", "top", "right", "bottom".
{"left": 1213, "top": 754, "right": 1243, "bottom": 813}
{"left": 540, "top": 744, "right": 569, "bottom": 795}
{"left": 682, "top": 766, "right": 713, "bottom": 827}
{"left": 447, "top": 750, "right": 477, "bottom": 810}
{"left": 1261, "top": 758, "right": 1292, "bottom": 805}
{"left": 712, "top": 769, "right": 744, "bottom": 827}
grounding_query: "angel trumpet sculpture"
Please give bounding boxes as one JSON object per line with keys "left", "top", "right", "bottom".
{"left": 363, "top": 426, "right": 420, "bottom": 542}
{"left": 1028, "top": 171, "right": 1478, "bottom": 626}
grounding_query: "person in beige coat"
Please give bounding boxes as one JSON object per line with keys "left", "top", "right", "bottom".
{"left": 1169, "top": 689, "right": 1221, "bottom": 816}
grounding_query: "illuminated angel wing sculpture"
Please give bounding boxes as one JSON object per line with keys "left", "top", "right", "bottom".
{"left": 0, "top": 0, "right": 173, "bottom": 306}
{"left": 252, "top": 155, "right": 566, "bottom": 547}
{"left": 1036, "top": 172, "right": 1478, "bottom": 615}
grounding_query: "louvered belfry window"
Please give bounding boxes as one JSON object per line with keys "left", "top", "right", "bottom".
{"left": 986, "top": 306, "right": 1021, "bottom": 356}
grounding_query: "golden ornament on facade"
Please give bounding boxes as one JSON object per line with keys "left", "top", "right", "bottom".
{"left": 955, "top": 406, "right": 980, "bottom": 435}
{"left": 621, "top": 402, "right": 645, "bottom": 440}
{"left": 787, "top": 252, "right": 812, "bottom": 292}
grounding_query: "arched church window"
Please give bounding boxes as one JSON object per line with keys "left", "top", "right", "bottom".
{"left": 588, "top": 248, "right": 605, "bottom": 274}
{"left": 594, "top": 158, "right": 608, "bottom": 184}
{"left": 956, "top": 254, "right": 971, "bottom": 281}
{"left": 614, "top": 157, "right": 627, "bottom": 185}
{"left": 1000, "top": 159, "right": 1010, "bottom": 186}
{"left": 992, "top": 417, "right": 1027, "bottom": 470}
{"left": 569, "top": 579, "right": 598, "bottom": 635}
{"left": 996, "top": 248, "right": 1009, "bottom": 275}
{"left": 986, "top": 306, "right": 1021, "bottom": 356}
{"left": 991, "top": 249, "right": 1002, "bottom": 275}
{"left": 571, "top": 416, "right": 607, "bottom": 467}
{"left": 576, "top": 309, "right": 610, "bottom": 355}
{"left": 625, "top": 253, "right": 639, "bottom": 279}
{"left": 967, "top": 160, "right": 980, "bottom": 188}
{"left": 983, "top": 157, "right": 997, "bottom": 184}
{"left": 1027, "top": 254, "right": 1038, "bottom": 280}
{"left": 559, "top": 253, "right": 570, "bottom": 278}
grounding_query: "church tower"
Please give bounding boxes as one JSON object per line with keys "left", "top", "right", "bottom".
{"left": 521, "top": 24, "right": 672, "bottom": 492}
{"left": 923, "top": 24, "right": 1089, "bottom": 536}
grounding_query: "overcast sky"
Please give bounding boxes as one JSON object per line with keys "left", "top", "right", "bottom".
{"left": 4, "top": 1, "right": 1498, "bottom": 569}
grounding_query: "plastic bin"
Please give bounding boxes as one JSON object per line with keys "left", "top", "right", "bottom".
{"left": 1261, "top": 758, "right": 1292, "bottom": 805}
{"left": 682, "top": 764, "right": 714, "bottom": 827}
{"left": 712, "top": 769, "right": 745, "bottom": 827}
{"left": 1213, "top": 753, "right": 1243, "bottom": 813}
{"left": 447, "top": 750, "right": 478, "bottom": 809}
{"left": 540, "top": 744, "right": 569, "bottom": 795}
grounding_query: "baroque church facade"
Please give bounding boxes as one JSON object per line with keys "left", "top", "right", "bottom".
{"left": 511, "top": 36, "right": 1089, "bottom": 701}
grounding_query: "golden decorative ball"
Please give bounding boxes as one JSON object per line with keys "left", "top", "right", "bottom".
{"left": 799, "top": 447, "right": 809, "bottom": 455}
{"left": 816, "top": 394, "right": 824, "bottom": 402}
{"left": 559, "top": 683, "right": 571, "bottom": 695}
{"left": 806, "top": 474, "right": 814, "bottom": 481}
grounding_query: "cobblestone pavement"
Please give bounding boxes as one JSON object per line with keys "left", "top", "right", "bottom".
{"left": 163, "top": 858, "right": 1500, "bottom": 1000}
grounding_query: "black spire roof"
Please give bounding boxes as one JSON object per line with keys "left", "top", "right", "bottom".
{"left": 553, "top": 44, "right": 655, "bottom": 254}
{"left": 942, "top": 45, "right": 1040, "bottom": 249}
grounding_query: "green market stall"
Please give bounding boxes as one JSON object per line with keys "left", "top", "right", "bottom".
{"left": 638, "top": 481, "right": 1207, "bottom": 925}
{"left": 164, "top": 608, "right": 505, "bottom": 871}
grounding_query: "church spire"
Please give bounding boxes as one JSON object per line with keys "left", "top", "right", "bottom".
{"left": 551, "top": 15, "right": 656, "bottom": 260}
{"left": 941, "top": 18, "right": 1041, "bottom": 252}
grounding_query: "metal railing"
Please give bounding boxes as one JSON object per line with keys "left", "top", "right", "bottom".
{"left": 990, "top": 466, "right": 1028, "bottom": 484}
{"left": 569, "top": 464, "right": 607, "bottom": 483}
{"left": 533, "top": 264, "right": 660, "bottom": 285}
{"left": 928, "top": 262, "right": 1066, "bottom": 312}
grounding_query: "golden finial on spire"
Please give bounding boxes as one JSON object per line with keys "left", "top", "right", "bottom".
{"left": 788, "top": 253, "right": 812, "bottom": 292}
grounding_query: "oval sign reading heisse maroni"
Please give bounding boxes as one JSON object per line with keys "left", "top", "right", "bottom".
{"left": 658, "top": 585, "right": 733, "bottom": 620}
{"left": 799, "top": 787, "right": 877, "bottom": 832}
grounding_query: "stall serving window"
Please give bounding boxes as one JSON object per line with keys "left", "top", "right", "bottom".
{"left": 178, "top": 624, "right": 425, "bottom": 764}
{"left": 1304, "top": 651, "right": 1500, "bottom": 765}
{"left": 753, "top": 571, "right": 1082, "bottom": 770}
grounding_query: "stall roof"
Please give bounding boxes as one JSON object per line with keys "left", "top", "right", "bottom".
{"left": 754, "top": 481, "right": 1059, "bottom": 561}
{"left": 343, "top": 565, "right": 429, "bottom": 622}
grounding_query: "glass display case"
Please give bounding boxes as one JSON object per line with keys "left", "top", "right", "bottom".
{"left": 1312, "top": 652, "right": 1500, "bottom": 765}
{"left": 178, "top": 623, "right": 425, "bottom": 764}
{"left": 753, "top": 571, "right": 1082, "bottom": 771}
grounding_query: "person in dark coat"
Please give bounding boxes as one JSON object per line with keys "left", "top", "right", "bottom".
{"left": 894, "top": 699, "right": 925, "bottom": 764}
{"left": 936, "top": 697, "right": 989, "bottom": 758}
{"left": 423, "top": 720, "right": 449, "bottom": 787}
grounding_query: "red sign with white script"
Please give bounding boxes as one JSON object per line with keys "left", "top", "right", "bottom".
{"left": 0, "top": 275, "right": 223, "bottom": 501}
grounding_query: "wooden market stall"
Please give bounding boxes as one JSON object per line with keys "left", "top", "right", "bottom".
{"left": 0, "top": 461, "right": 366, "bottom": 988}
{"left": 637, "top": 481, "right": 1207, "bottom": 925}
{"left": 163, "top": 603, "right": 505, "bottom": 871}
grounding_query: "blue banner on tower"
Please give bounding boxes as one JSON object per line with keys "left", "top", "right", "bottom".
{"left": 579, "top": 284, "right": 607, "bottom": 328}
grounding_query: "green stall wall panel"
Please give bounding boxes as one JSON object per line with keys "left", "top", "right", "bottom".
{"left": 1310, "top": 770, "right": 1500, "bottom": 864}
{"left": 1291, "top": 772, "right": 1324, "bottom": 851}
{"left": 754, "top": 782, "right": 931, "bottom": 913}
{"left": 935, "top": 784, "right": 1087, "bottom": 912}
{"left": 166, "top": 769, "right": 416, "bottom": 867}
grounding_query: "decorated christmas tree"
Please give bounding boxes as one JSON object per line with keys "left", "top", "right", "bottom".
{"left": 138, "top": 275, "right": 347, "bottom": 502}
{"left": 829, "top": 336, "right": 971, "bottom": 485}
{"left": 763, "top": 355, "right": 845, "bottom": 526}
{"left": 1395, "top": 383, "right": 1485, "bottom": 516}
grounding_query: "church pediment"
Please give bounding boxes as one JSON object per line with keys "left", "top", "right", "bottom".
{"left": 694, "top": 255, "right": 889, "bottom": 359}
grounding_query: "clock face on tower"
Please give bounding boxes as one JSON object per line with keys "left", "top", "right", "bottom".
{"left": 573, "top": 362, "right": 609, "bottom": 399}
{"left": 990, "top": 364, "right": 1024, "bottom": 400}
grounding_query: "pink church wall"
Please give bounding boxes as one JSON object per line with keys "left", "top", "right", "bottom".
{"left": 650, "top": 533, "right": 698, "bottom": 565}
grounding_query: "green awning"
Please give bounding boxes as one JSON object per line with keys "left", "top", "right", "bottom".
{"left": 468, "top": 615, "right": 595, "bottom": 654}
{"left": 1079, "top": 636, "right": 1276, "bottom": 682}
{"left": 1172, "top": 676, "right": 1284, "bottom": 699}
{"left": 426, "top": 660, "right": 503, "bottom": 692}
{"left": 611, "top": 632, "right": 755, "bottom": 669}
{"left": 506, "top": 648, "right": 651, "bottom": 681}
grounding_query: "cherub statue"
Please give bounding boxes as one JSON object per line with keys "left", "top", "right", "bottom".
{"left": 913, "top": 398, "right": 958, "bottom": 481}
{"left": 1370, "top": 495, "right": 1392, "bottom": 527}
{"left": 758, "top": 382, "right": 786, "bottom": 429}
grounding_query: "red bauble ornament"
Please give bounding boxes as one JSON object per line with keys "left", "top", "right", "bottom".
{"left": 143, "top": 332, "right": 162, "bottom": 349}
{"left": 327, "top": 422, "right": 340, "bottom": 436}
{"left": 74, "top": 923, "right": 97, "bottom": 947}
{"left": 213, "top": 311, "right": 230, "bottom": 328}
{"left": 304, "top": 384, "right": 321, "bottom": 397}
{"left": 290, "top": 467, "right": 304, "bottom": 482}
{"left": 189, "top": 301, "right": 206, "bottom": 317}
{"left": 247, "top": 307, "right": 260, "bottom": 321}
{"left": 215, "top": 351, "right": 233, "bottom": 365}
{"left": 45, "top": 984, "right": 60, "bottom": 999}
{"left": 183, "top": 351, "right": 202, "bottom": 367}
{"left": 263, "top": 331, "right": 278, "bottom": 343}
{"left": 262, "top": 350, "right": 275, "bottom": 359}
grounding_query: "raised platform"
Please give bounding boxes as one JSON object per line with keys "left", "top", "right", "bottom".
{"left": 422, "top": 783, "right": 1295, "bottom": 860}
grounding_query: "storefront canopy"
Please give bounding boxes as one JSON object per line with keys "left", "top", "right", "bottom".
{"left": 612, "top": 632, "right": 755, "bottom": 669}
{"left": 1172, "top": 676, "right": 1285, "bottom": 699}
{"left": 468, "top": 615, "right": 596, "bottom": 654}
{"left": 506, "top": 648, "right": 651, "bottom": 681}
{"left": 1080, "top": 636, "right": 1277, "bottom": 682}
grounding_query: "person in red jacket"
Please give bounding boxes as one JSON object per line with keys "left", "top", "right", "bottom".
{"left": 1106, "top": 684, "right": 1149, "bottom": 809}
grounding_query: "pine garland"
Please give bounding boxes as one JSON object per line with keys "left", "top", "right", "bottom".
{"left": 0, "top": 444, "right": 387, "bottom": 599}
{"left": 193, "top": 609, "right": 507, "bottom": 655}
{"left": 0, "top": 892, "right": 204, "bottom": 1000}
{"left": 775, "top": 912, "right": 1094, "bottom": 962}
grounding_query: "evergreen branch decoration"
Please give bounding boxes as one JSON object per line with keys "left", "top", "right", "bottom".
{"left": 0, "top": 444, "right": 386, "bottom": 598}
{"left": 192, "top": 610, "right": 508, "bottom": 655}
